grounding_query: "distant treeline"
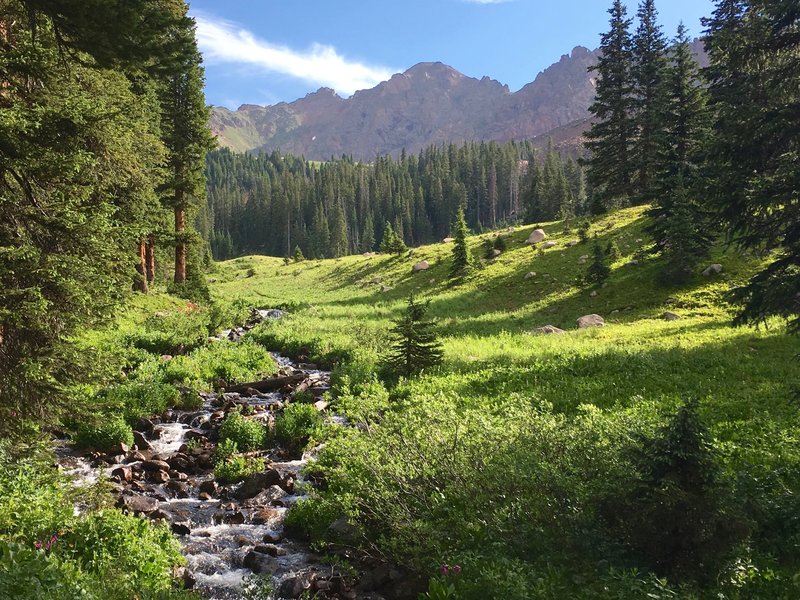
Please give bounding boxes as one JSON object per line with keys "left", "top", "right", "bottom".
{"left": 202, "top": 141, "right": 589, "bottom": 260}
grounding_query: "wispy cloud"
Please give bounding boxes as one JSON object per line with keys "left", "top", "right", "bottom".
{"left": 194, "top": 15, "right": 395, "bottom": 96}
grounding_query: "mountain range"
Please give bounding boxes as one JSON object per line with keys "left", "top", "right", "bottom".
{"left": 209, "top": 41, "right": 706, "bottom": 160}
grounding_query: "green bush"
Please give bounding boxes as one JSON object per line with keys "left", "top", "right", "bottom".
{"left": 103, "top": 382, "right": 181, "bottom": 424}
{"left": 275, "top": 403, "right": 323, "bottom": 454}
{"left": 0, "top": 541, "right": 90, "bottom": 600}
{"left": 59, "top": 509, "right": 184, "bottom": 594}
{"left": 73, "top": 417, "right": 133, "bottom": 452}
{"left": 160, "top": 339, "right": 276, "bottom": 391}
{"left": 215, "top": 455, "right": 265, "bottom": 484}
{"left": 283, "top": 497, "right": 341, "bottom": 543}
{"left": 218, "top": 411, "right": 267, "bottom": 452}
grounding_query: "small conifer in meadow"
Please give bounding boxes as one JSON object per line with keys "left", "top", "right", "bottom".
{"left": 382, "top": 295, "right": 444, "bottom": 378}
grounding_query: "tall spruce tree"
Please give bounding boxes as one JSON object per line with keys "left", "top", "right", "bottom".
{"left": 449, "top": 207, "right": 474, "bottom": 278}
{"left": 631, "top": 0, "right": 669, "bottom": 205}
{"left": 158, "top": 3, "right": 215, "bottom": 285}
{"left": 0, "top": 0, "right": 181, "bottom": 433}
{"left": 585, "top": 0, "right": 635, "bottom": 213}
{"left": 647, "top": 23, "right": 712, "bottom": 279}
{"left": 704, "top": 0, "right": 800, "bottom": 330}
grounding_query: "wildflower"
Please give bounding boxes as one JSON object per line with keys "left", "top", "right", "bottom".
{"left": 440, "top": 564, "right": 449, "bottom": 575}
{"left": 452, "top": 565, "right": 462, "bottom": 575}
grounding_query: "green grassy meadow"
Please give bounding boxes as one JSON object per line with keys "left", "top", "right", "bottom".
{"left": 207, "top": 207, "right": 800, "bottom": 598}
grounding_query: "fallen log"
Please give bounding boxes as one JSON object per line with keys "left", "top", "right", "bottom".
{"left": 224, "top": 374, "right": 305, "bottom": 394}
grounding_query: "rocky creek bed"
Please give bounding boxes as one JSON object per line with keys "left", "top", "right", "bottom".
{"left": 55, "top": 311, "right": 411, "bottom": 600}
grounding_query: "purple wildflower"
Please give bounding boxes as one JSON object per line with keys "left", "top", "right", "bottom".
{"left": 440, "top": 564, "right": 449, "bottom": 575}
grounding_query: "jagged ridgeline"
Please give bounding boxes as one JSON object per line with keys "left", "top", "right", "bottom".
{"left": 201, "top": 141, "right": 588, "bottom": 260}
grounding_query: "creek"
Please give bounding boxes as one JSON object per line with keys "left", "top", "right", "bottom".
{"left": 55, "top": 311, "right": 354, "bottom": 599}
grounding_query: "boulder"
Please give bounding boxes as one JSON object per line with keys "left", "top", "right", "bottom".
{"left": 442, "top": 237, "right": 455, "bottom": 243}
{"left": 527, "top": 229, "right": 547, "bottom": 244}
{"left": 491, "top": 249, "right": 502, "bottom": 257}
{"left": 279, "top": 576, "right": 312, "bottom": 599}
{"left": 234, "top": 470, "right": 282, "bottom": 500}
{"left": 133, "top": 431, "right": 152, "bottom": 451}
{"left": 662, "top": 311, "right": 681, "bottom": 321}
{"left": 243, "top": 550, "right": 280, "bottom": 574}
{"left": 702, "top": 263, "right": 723, "bottom": 276}
{"left": 171, "top": 522, "right": 191, "bottom": 535}
{"left": 198, "top": 480, "right": 218, "bottom": 496}
{"left": 242, "top": 485, "right": 288, "bottom": 508}
{"left": 118, "top": 494, "right": 159, "bottom": 514}
{"left": 111, "top": 465, "right": 133, "bottom": 482}
{"left": 253, "top": 543, "right": 287, "bottom": 557}
{"left": 141, "top": 459, "right": 170, "bottom": 472}
{"left": 590, "top": 290, "right": 598, "bottom": 297}
{"left": 525, "top": 272, "right": 536, "bottom": 279}
{"left": 566, "top": 240, "right": 579, "bottom": 247}
{"left": 412, "top": 261, "right": 430, "bottom": 272}
{"left": 542, "top": 241, "right": 557, "bottom": 249}
{"left": 577, "top": 314, "right": 605, "bottom": 329}
{"left": 532, "top": 325, "right": 566, "bottom": 335}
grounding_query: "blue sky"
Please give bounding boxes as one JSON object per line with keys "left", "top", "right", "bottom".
{"left": 188, "top": 0, "right": 716, "bottom": 110}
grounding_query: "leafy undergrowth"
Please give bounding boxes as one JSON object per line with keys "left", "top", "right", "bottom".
{"left": 210, "top": 207, "right": 800, "bottom": 598}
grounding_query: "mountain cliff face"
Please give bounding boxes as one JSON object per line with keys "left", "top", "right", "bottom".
{"left": 210, "top": 41, "right": 708, "bottom": 160}
{"left": 209, "top": 46, "right": 600, "bottom": 159}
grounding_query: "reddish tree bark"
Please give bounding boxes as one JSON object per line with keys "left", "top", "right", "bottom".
{"left": 174, "top": 202, "right": 186, "bottom": 284}
{"left": 133, "top": 239, "right": 148, "bottom": 293}
{"left": 145, "top": 233, "right": 156, "bottom": 285}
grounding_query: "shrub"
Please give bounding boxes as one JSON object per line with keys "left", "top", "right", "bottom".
{"left": 218, "top": 411, "right": 266, "bottom": 452}
{"left": 102, "top": 382, "right": 181, "bottom": 424}
{"left": 283, "top": 496, "right": 341, "bottom": 543}
{"left": 73, "top": 417, "right": 133, "bottom": 452}
{"left": 59, "top": 509, "right": 184, "bottom": 594}
{"left": 275, "top": 403, "right": 323, "bottom": 454}
{"left": 160, "top": 339, "right": 277, "bottom": 391}
{"left": 493, "top": 236, "right": 507, "bottom": 252}
{"left": 214, "top": 454, "right": 265, "bottom": 484}
{"left": 0, "top": 541, "right": 89, "bottom": 600}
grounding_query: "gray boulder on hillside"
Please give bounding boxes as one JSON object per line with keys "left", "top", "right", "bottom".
{"left": 577, "top": 314, "right": 605, "bottom": 328}
{"left": 412, "top": 260, "right": 430, "bottom": 272}
{"left": 527, "top": 229, "right": 547, "bottom": 244}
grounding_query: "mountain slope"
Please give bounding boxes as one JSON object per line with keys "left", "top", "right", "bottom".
{"left": 209, "top": 47, "right": 600, "bottom": 159}
{"left": 210, "top": 41, "right": 708, "bottom": 160}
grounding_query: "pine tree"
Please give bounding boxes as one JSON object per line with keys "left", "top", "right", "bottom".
{"left": 586, "top": 241, "right": 611, "bottom": 285}
{"left": 647, "top": 23, "right": 712, "bottom": 277}
{"left": 361, "top": 212, "right": 376, "bottom": 252}
{"left": 0, "top": 0, "right": 183, "bottom": 433}
{"left": 658, "top": 176, "right": 711, "bottom": 284}
{"left": 157, "top": 4, "right": 215, "bottom": 285}
{"left": 631, "top": 0, "right": 669, "bottom": 204}
{"left": 449, "top": 207, "right": 474, "bottom": 278}
{"left": 704, "top": 0, "right": 800, "bottom": 330}
{"left": 381, "top": 295, "right": 444, "bottom": 379}
{"left": 584, "top": 0, "right": 635, "bottom": 213}
{"left": 293, "top": 245, "right": 305, "bottom": 262}
{"left": 379, "top": 221, "right": 407, "bottom": 254}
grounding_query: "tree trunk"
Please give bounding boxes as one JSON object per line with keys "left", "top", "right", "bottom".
{"left": 133, "top": 239, "right": 148, "bottom": 293}
{"left": 145, "top": 233, "right": 156, "bottom": 285}
{"left": 174, "top": 202, "right": 186, "bottom": 284}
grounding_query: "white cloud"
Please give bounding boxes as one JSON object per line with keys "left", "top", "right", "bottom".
{"left": 194, "top": 15, "right": 395, "bottom": 96}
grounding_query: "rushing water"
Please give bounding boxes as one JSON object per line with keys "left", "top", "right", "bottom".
{"left": 56, "top": 322, "right": 336, "bottom": 599}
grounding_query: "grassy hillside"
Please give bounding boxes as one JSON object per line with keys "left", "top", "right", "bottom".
{"left": 210, "top": 207, "right": 800, "bottom": 597}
